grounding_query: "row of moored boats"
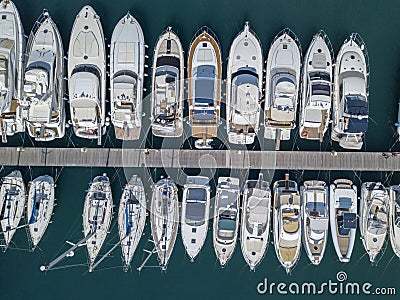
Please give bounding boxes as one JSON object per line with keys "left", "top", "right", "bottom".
{"left": 0, "top": 1, "right": 369, "bottom": 149}
{"left": 3, "top": 171, "right": 400, "bottom": 273}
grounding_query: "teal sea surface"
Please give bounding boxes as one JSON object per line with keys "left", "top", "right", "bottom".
{"left": 1, "top": 0, "right": 400, "bottom": 299}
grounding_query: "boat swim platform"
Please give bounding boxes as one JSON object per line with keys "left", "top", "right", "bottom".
{"left": 0, "top": 147, "right": 399, "bottom": 171}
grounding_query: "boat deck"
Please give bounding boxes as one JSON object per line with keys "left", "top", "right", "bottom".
{"left": 300, "top": 110, "right": 327, "bottom": 141}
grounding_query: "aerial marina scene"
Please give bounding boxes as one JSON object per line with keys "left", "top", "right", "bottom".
{"left": 1, "top": 0, "right": 400, "bottom": 299}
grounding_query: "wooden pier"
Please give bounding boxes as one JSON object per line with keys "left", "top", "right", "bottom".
{"left": 0, "top": 147, "right": 398, "bottom": 171}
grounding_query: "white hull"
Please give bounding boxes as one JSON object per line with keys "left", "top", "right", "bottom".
{"left": 264, "top": 29, "right": 301, "bottom": 142}
{"left": 389, "top": 186, "right": 400, "bottom": 258}
{"left": 240, "top": 176, "right": 271, "bottom": 270}
{"left": 226, "top": 22, "right": 263, "bottom": 145}
{"left": 299, "top": 31, "right": 332, "bottom": 141}
{"left": 0, "top": 0, "right": 25, "bottom": 139}
{"left": 118, "top": 175, "right": 146, "bottom": 271}
{"left": 110, "top": 13, "right": 144, "bottom": 140}
{"left": 27, "top": 175, "right": 55, "bottom": 249}
{"left": 150, "top": 178, "right": 179, "bottom": 270}
{"left": 300, "top": 180, "right": 329, "bottom": 265}
{"left": 331, "top": 33, "right": 368, "bottom": 149}
{"left": 0, "top": 170, "right": 25, "bottom": 249}
{"left": 273, "top": 175, "right": 301, "bottom": 274}
{"left": 82, "top": 175, "right": 113, "bottom": 270}
{"left": 329, "top": 179, "right": 357, "bottom": 262}
{"left": 181, "top": 176, "right": 210, "bottom": 261}
{"left": 360, "top": 182, "right": 388, "bottom": 264}
{"left": 213, "top": 177, "right": 240, "bottom": 267}
{"left": 68, "top": 6, "right": 106, "bottom": 141}
{"left": 151, "top": 27, "right": 184, "bottom": 137}
{"left": 19, "top": 11, "right": 65, "bottom": 141}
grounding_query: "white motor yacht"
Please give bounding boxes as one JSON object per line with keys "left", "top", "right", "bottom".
{"left": 150, "top": 178, "right": 179, "bottom": 270}
{"left": 118, "top": 175, "right": 146, "bottom": 271}
{"left": 27, "top": 175, "right": 55, "bottom": 250}
{"left": 331, "top": 33, "right": 369, "bottom": 150}
{"left": 68, "top": 6, "right": 106, "bottom": 144}
{"left": 360, "top": 182, "right": 388, "bottom": 264}
{"left": 226, "top": 22, "right": 263, "bottom": 145}
{"left": 264, "top": 29, "right": 301, "bottom": 145}
{"left": 299, "top": 31, "right": 333, "bottom": 141}
{"left": 300, "top": 180, "right": 329, "bottom": 265}
{"left": 0, "top": 0, "right": 25, "bottom": 142}
{"left": 213, "top": 177, "right": 240, "bottom": 267}
{"left": 188, "top": 27, "right": 221, "bottom": 149}
{"left": 329, "top": 179, "right": 357, "bottom": 262}
{"left": 0, "top": 170, "right": 25, "bottom": 250}
{"left": 273, "top": 174, "right": 301, "bottom": 274}
{"left": 151, "top": 27, "right": 184, "bottom": 137}
{"left": 181, "top": 176, "right": 210, "bottom": 261}
{"left": 110, "top": 12, "right": 144, "bottom": 140}
{"left": 240, "top": 174, "right": 271, "bottom": 271}
{"left": 19, "top": 10, "right": 65, "bottom": 141}
{"left": 82, "top": 174, "right": 113, "bottom": 272}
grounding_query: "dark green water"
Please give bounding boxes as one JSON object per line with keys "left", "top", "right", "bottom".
{"left": 2, "top": 0, "right": 400, "bottom": 299}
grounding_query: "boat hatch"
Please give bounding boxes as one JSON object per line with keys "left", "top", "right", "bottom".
{"left": 338, "top": 197, "right": 352, "bottom": 208}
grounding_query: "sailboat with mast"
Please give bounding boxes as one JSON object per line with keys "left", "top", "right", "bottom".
{"left": 0, "top": 170, "right": 25, "bottom": 250}
{"left": 82, "top": 174, "right": 113, "bottom": 272}
{"left": 150, "top": 178, "right": 179, "bottom": 270}
{"left": 26, "top": 175, "right": 55, "bottom": 250}
{"left": 118, "top": 175, "right": 146, "bottom": 271}
{"left": 389, "top": 185, "right": 400, "bottom": 258}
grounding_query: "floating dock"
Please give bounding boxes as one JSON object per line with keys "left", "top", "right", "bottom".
{"left": 0, "top": 147, "right": 399, "bottom": 171}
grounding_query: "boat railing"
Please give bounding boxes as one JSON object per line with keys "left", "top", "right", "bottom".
{"left": 189, "top": 26, "right": 221, "bottom": 50}
{"left": 333, "top": 178, "right": 353, "bottom": 188}
{"left": 270, "top": 28, "right": 302, "bottom": 61}
{"left": 24, "top": 10, "right": 51, "bottom": 68}
{"left": 157, "top": 26, "right": 180, "bottom": 45}
{"left": 347, "top": 32, "right": 370, "bottom": 95}
{"left": 231, "top": 21, "right": 263, "bottom": 55}
{"left": 316, "top": 30, "right": 335, "bottom": 63}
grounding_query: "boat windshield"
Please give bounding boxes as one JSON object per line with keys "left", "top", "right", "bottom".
{"left": 217, "top": 211, "right": 237, "bottom": 241}
{"left": 311, "top": 83, "right": 330, "bottom": 96}
{"left": 309, "top": 71, "right": 331, "bottom": 82}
